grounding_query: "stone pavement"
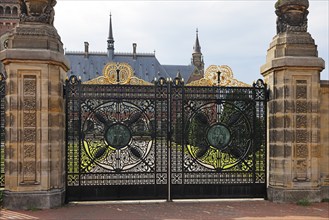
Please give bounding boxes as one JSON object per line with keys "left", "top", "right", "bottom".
{"left": 0, "top": 199, "right": 328, "bottom": 220}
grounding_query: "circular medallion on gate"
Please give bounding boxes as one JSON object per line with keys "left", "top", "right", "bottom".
{"left": 105, "top": 123, "right": 132, "bottom": 149}
{"left": 207, "top": 124, "right": 231, "bottom": 150}
{"left": 82, "top": 101, "right": 154, "bottom": 172}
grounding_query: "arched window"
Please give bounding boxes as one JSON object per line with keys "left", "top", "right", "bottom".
{"left": 5, "top": 6, "right": 10, "bottom": 15}
{"left": 12, "top": 7, "right": 18, "bottom": 15}
{"left": 0, "top": 6, "right": 4, "bottom": 15}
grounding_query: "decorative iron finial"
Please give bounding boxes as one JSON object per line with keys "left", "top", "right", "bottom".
{"left": 217, "top": 71, "right": 221, "bottom": 86}
{"left": 176, "top": 71, "right": 182, "bottom": 79}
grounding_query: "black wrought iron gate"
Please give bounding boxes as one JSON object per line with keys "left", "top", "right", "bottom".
{"left": 65, "top": 76, "right": 267, "bottom": 201}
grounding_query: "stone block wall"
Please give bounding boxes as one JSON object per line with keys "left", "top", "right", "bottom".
{"left": 2, "top": 59, "right": 67, "bottom": 209}
{"left": 263, "top": 63, "right": 323, "bottom": 202}
{"left": 320, "top": 80, "right": 329, "bottom": 199}
{"left": 261, "top": 30, "right": 325, "bottom": 203}
{"left": 0, "top": 21, "right": 69, "bottom": 209}
{"left": 4, "top": 62, "right": 65, "bottom": 190}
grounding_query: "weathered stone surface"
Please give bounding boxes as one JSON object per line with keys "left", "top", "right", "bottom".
{"left": 268, "top": 187, "right": 321, "bottom": 203}
{"left": 284, "top": 144, "right": 292, "bottom": 157}
{"left": 321, "top": 186, "right": 329, "bottom": 199}
{"left": 20, "top": 0, "right": 57, "bottom": 25}
{"left": 262, "top": 4, "right": 325, "bottom": 202}
{"left": 3, "top": 22, "right": 63, "bottom": 51}
{"left": 272, "top": 115, "right": 285, "bottom": 129}
{"left": 319, "top": 81, "right": 329, "bottom": 199}
{"left": 3, "top": 189, "right": 64, "bottom": 210}
{"left": 1, "top": 21, "right": 68, "bottom": 209}
{"left": 275, "top": 0, "right": 309, "bottom": 34}
{"left": 270, "top": 145, "right": 284, "bottom": 157}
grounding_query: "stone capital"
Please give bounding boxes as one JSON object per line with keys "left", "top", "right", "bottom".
{"left": 0, "top": 49, "right": 70, "bottom": 72}
{"left": 261, "top": 56, "right": 325, "bottom": 77}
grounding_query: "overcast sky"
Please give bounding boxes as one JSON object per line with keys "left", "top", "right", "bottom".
{"left": 54, "top": 0, "right": 328, "bottom": 84}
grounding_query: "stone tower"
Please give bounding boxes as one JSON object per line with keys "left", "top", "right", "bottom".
{"left": 188, "top": 29, "right": 205, "bottom": 83}
{"left": 0, "top": 0, "right": 69, "bottom": 209}
{"left": 0, "top": 0, "right": 20, "bottom": 36}
{"left": 261, "top": 0, "right": 326, "bottom": 202}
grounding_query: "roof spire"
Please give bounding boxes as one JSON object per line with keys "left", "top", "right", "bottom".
{"left": 193, "top": 28, "right": 201, "bottom": 53}
{"left": 107, "top": 13, "right": 114, "bottom": 51}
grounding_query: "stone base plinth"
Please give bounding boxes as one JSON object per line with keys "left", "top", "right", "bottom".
{"left": 321, "top": 186, "right": 329, "bottom": 200}
{"left": 3, "top": 189, "right": 65, "bottom": 210}
{"left": 267, "top": 186, "right": 321, "bottom": 203}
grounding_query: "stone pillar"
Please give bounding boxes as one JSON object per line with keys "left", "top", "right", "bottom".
{"left": 0, "top": 0, "right": 69, "bottom": 209}
{"left": 320, "top": 81, "right": 329, "bottom": 198}
{"left": 261, "top": 0, "right": 325, "bottom": 203}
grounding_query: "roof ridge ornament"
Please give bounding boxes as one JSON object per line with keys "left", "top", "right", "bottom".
{"left": 187, "top": 65, "right": 250, "bottom": 87}
{"left": 83, "top": 62, "right": 152, "bottom": 85}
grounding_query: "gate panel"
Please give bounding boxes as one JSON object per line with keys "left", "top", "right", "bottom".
{"left": 0, "top": 73, "right": 5, "bottom": 187}
{"left": 65, "top": 76, "right": 169, "bottom": 201}
{"left": 171, "top": 80, "right": 267, "bottom": 198}
{"left": 65, "top": 75, "right": 267, "bottom": 201}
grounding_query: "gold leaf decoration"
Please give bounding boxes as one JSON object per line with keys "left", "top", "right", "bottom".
{"left": 187, "top": 65, "right": 250, "bottom": 87}
{"left": 83, "top": 62, "right": 151, "bottom": 85}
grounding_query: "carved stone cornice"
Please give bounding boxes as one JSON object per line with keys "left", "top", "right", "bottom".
{"left": 11, "top": 23, "right": 60, "bottom": 39}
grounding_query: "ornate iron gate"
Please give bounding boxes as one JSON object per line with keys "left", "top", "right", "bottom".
{"left": 170, "top": 79, "right": 267, "bottom": 199}
{"left": 0, "top": 73, "right": 5, "bottom": 187}
{"left": 65, "top": 75, "right": 267, "bottom": 201}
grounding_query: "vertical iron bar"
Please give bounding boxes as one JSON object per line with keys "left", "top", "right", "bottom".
{"left": 252, "top": 84, "right": 257, "bottom": 196}
{"left": 264, "top": 83, "right": 268, "bottom": 199}
{"left": 77, "top": 77, "right": 82, "bottom": 192}
{"left": 161, "top": 80, "right": 165, "bottom": 196}
{"left": 64, "top": 78, "right": 69, "bottom": 203}
{"left": 181, "top": 80, "right": 185, "bottom": 195}
{"left": 153, "top": 81, "right": 157, "bottom": 194}
{"left": 167, "top": 79, "right": 172, "bottom": 202}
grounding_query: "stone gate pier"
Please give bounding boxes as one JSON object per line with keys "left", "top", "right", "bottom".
{"left": 0, "top": 0, "right": 328, "bottom": 210}
{"left": 0, "top": 0, "right": 69, "bottom": 209}
{"left": 261, "top": 0, "right": 328, "bottom": 202}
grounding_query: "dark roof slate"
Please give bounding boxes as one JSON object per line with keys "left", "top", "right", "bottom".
{"left": 65, "top": 51, "right": 194, "bottom": 82}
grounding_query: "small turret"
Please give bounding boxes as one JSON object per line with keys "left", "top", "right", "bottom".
{"left": 193, "top": 29, "right": 201, "bottom": 53}
{"left": 192, "top": 29, "right": 204, "bottom": 76}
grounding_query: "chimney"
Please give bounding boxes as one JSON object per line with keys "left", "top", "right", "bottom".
{"left": 84, "top": 42, "right": 89, "bottom": 58}
{"left": 133, "top": 43, "right": 137, "bottom": 60}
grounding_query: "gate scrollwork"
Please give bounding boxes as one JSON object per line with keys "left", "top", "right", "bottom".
{"left": 81, "top": 100, "right": 155, "bottom": 173}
